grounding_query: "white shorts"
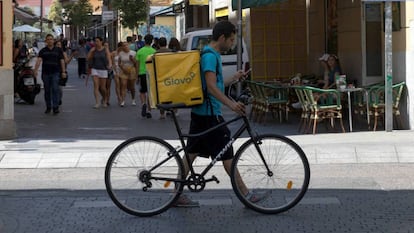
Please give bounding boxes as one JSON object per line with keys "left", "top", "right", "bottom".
{"left": 91, "top": 68, "right": 108, "bottom": 78}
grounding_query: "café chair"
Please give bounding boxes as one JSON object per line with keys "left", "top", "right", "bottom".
{"left": 369, "top": 81, "right": 405, "bottom": 131}
{"left": 255, "top": 82, "right": 289, "bottom": 124}
{"left": 302, "top": 86, "right": 346, "bottom": 134}
{"left": 293, "top": 86, "right": 311, "bottom": 133}
{"left": 245, "top": 80, "right": 263, "bottom": 122}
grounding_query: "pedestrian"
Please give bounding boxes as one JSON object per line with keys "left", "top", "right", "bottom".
{"left": 111, "top": 42, "right": 124, "bottom": 105}
{"left": 76, "top": 39, "right": 88, "bottom": 79}
{"left": 136, "top": 35, "right": 145, "bottom": 50}
{"left": 174, "top": 21, "right": 264, "bottom": 206}
{"left": 135, "top": 34, "right": 156, "bottom": 118}
{"left": 55, "top": 40, "right": 75, "bottom": 106}
{"left": 152, "top": 37, "right": 160, "bottom": 50}
{"left": 33, "top": 34, "right": 66, "bottom": 115}
{"left": 104, "top": 41, "right": 114, "bottom": 106}
{"left": 13, "top": 39, "right": 28, "bottom": 63}
{"left": 13, "top": 38, "right": 29, "bottom": 98}
{"left": 155, "top": 37, "right": 173, "bottom": 119}
{"left": 118, "top": 41, "right": 138, "bottom": 107}
{"left": 87, "top": 36, "right": 112, "bottom": 109}
{"left": 168, "top": 37, "right": 181, "bottom": 52}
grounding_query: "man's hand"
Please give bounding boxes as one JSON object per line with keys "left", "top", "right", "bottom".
{"left": 229, "top": 101, "right": 246, "bottom": 116}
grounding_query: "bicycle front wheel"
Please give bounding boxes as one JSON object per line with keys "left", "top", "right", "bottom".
{"left": 105, "top": 136, "right": 184, "bottom": 217}
{"left": 231, "top": 134, "right": 310, "bottom": 214}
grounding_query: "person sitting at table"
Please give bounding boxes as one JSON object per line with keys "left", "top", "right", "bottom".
{"left": 318, "top": 54, "right": 342, "bottom": 89}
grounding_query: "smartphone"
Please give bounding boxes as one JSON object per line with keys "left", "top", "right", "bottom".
{"left": 244, "top": 69, "right": 252, "bottom": 75}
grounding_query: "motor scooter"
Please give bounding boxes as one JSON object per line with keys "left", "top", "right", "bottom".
{"left": 14, "top": 58, "right": 40, "bottom": 105}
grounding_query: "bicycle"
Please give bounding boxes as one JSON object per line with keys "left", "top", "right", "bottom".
{"left": 105, "top": 84, "right": 310, "bottom": 217}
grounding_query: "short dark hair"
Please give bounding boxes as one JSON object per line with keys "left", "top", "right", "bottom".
{"left": 159, "top": 37, "right": 167, "bottom": 47}
{"left": 212, "top": 21, "right": 236, "bottom": 41}
{"left": 144, "top": 34, "right": 154, "bottom": 45}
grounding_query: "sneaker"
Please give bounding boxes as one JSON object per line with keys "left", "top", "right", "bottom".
{"left": 172, "top": 194, "right": 199, "bottom": 208}
{"left": 120, "top": 101, "right": 125, "bottom": 107}
{"left": 131, "top": 100, "right": 136, "bottom": 106}
{"left": 141, "top": 104, "right": 147, "bottom": 117}
{"left": 93, "top": 104, "right": 100, "bottom": 109}
{"left": 53, "top": 108, "right": 60, "bottom": 115}
{"left": 146, "top": 112, "right": 152, "bottom": 119}
{"left": 245, "top": 190, "right": 270, "bottom": 203}
{"left": 44, "top": 108, "right": 51, "bottom": 114}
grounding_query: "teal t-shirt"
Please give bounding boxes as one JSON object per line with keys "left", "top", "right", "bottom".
{"left": 136, "top": 46, "right": 156, "bottom": 75}
{"left": 192, "top": 45, "right": 223, "bottom": 116}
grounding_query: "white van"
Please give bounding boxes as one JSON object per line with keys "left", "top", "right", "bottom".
{"left": 180, "top": 29, "right": 250, "bottom": 81}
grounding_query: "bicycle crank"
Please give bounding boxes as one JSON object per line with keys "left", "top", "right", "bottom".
{"left": 187, "top": 174, "right": 220, "bottom": 192}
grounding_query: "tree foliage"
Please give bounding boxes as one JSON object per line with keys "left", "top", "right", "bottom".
{"left": 112, "top": 0, "right": 148, "bottom": 30}
{"left": 63, "top": 0, "right": 94, "bottom": 28}
{"left": 48, "top": 0, "right": 63, "bottom": 26}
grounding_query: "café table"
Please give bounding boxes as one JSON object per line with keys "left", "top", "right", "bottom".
{"left": 337, "top": 87, "right": 368, "bottom": 132}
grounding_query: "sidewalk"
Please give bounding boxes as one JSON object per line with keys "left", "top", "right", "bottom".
{"left": 2, "top": 59, "right": 414, "bottom": 168}
{"left": 1, "top": 130, "right": 413, "bottom": 169}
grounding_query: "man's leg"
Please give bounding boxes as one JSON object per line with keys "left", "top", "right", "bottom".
{"left": 173, "top": 153, "right": 199, "bottom": 207}
{"left": 182, "top": 153, "right": 197, "bottom": 178}
{"left": 51, "top": 73, "right": 60, "bottom": 111}
{"left": 42, "top": 75, "right": 51, "bottom": 111}
{"left": 222, "top": 159, "right": 249, "bottom": 196}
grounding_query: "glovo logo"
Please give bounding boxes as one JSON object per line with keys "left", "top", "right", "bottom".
{"left": 164, "top": 72, "right": 196, "bottom": 86}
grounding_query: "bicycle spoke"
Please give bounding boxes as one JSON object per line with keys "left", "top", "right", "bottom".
{"left": 231, "top": 134, "right": 310, "bottom": 214}
{"left": 105, "top": 137, "right": 184, "bottom": 217}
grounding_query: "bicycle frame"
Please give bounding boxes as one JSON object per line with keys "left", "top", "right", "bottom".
{"left": 158, "top": 107, "right": 272, "bottom": 184}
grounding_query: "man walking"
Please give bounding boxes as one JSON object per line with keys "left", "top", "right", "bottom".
{"left": 34, "top": 34, "right": 66, "bottom": 114}
{"left": 135, "top": 34, "right": 156, "bottom": 118}
{"left": 174, "top": 21, "right": 265, "bottom": 206}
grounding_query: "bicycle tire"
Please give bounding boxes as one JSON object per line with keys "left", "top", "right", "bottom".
{"left": 230, "top": 134, "right": 310, "bottom": 214}
{"left": 105, "top": 136, "right": 185, "bottom": 217}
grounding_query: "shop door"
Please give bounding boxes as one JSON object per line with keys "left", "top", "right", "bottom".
{"left": 362, "top": 2, "right": 383, "bottom": 86}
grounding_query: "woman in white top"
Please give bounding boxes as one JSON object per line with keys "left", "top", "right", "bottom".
{"left": 118, "top": 42, "right": 138, "bottom": 107}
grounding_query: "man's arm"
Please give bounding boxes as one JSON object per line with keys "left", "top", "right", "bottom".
{"left": 224, "top": 70, "right": 246, "bottom": 86}
{"left": 33, "top": 57, "right": 42, "bottom": 77}
{"left": 205, "top": 71, "right": 245, "bottom": 116}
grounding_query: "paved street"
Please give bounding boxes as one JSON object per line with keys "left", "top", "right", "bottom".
{"left": 0, "top": 60, "right": 413, "bottom": 232}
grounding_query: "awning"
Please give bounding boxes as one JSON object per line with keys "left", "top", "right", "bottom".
{"left": 13, "top": 6, "right": 52, "bottom": 24}
{"left": 231, "top": 0, "right": 286, "bottom": 10}
{"left": 150, "top": 6, "right": 174, "bottom": 17}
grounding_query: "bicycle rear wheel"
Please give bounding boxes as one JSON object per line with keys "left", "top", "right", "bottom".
{"left": 105, "top": 136, "right": 184, "bottom": 217}
{"left": 231, "top": 134, "right": 310, "bottom": 214}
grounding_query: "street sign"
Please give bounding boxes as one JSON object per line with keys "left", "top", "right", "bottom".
{"left": 173, "top": 3, "right": 184, "bottom": 13}
{"left": 102, "top": 11, "right": 114, "bottom": 21}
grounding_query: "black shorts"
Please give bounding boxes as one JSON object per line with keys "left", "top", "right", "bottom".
{"left": 187, "top": 112, "right": 233, "bottom": 161}
{"left": 138, "top": 74, "right": 147, "bottom": 93}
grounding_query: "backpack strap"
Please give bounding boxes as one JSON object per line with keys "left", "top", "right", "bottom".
{"left": 200, "top": 50, "right": 220, "bottom": 116}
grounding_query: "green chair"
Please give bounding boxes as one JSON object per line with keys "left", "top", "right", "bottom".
{"left": 301, "top": 86, "right": 345, "bottom": 134}
{"left": 245, "top": 80, "right": 265, "bottom": 122}
{"left": 369, "top": 81, "right": 405, "bottom": 131}
{"left": 255, "top": 82, "right": 289, "bottom": 124}
{"left": 293, "top": 86, "right": 311, "bottom": 133}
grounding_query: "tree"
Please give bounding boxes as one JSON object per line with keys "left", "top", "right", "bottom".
{"left": 63, "top": 0, "right": 93, "bottom": 29}
{"left": 112, "top": 0, "right": 148, "bottom": 30}
{"left": 48, "top": 0, "right": 64, "bottom": 26}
